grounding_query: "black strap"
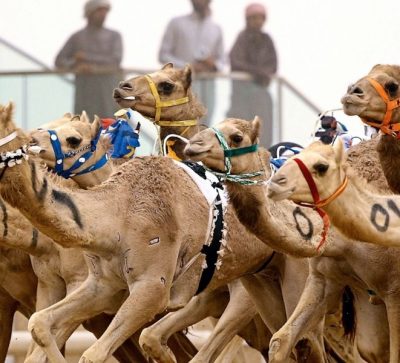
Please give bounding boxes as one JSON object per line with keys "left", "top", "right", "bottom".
{"left": 195, "top": 191, "right": 224, "bottom": 295}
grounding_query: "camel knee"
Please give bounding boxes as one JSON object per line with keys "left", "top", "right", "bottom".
{"left": 28, "top": 312, "right": 52, "bottom": 347}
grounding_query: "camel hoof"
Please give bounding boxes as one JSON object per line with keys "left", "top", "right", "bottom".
{"left": 269, "top": 338, "right": 288, "bottom": 363}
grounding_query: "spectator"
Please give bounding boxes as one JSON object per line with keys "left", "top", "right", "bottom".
{"left": 158, "top": 0, "right": 224, "bottom": 126}
{"left": 227, "top": 2, "right": 277, "bottom": 148}
{"left": 54, "top": 0, "right": 123, "bottom": 119}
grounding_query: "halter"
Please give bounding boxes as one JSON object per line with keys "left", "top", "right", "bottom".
{"left": 48, "top": 128, "right": 108, "bottom": 179}
{"left": 209, "top": 127, "right": 264, "bottom": 185}
{"left": 361, "top": 77, "right": 400, "bottom": 138}
{"left": 144, "top": 75, "right": 198, "bottom": 127}
{"left": 292, "top": 157, "right": 348, "bottom": 251}
{"left": 0, "top": 131, "right": 29, "bottom": 180}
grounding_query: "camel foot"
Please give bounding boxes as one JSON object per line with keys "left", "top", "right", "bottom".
{"left": 79, "top": 345, "right": 108, "bottom": 363}
{"left": 140, "top": 328, "right": 177, "bottom": 363}
{"left": 269, "top": 337, "right": 292, "bottom": 363}
{"left": 28, "top": 312, "right": 67, "bottom": 363}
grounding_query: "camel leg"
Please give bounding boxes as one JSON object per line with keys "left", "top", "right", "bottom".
{"left": 78, "top": 279, "right": 172, "bottom": 363}
{"left": 140, "top": 286, "right": 229, "bottom": 363}
{"left": 0, "top": 290, "right": 18, "bottom": 362}
{"left": 385, "top": 293, "right": 400, "bottom": 363}
{"left": 26, "top": 276, "right": 119, "bottom": 363}
{"left": 83, "top": 314, "right": 149, "bottom": 363}
{"left": 78, "top": 238, "right": 180, "bottom": 363}
{"left": 239, "top": 271, "right": 287, "bottom": 333}
{"left": 267, "top": 272, "right": 341, "bottom": 363}
{"left": 190, "top": 280, "right": 259, "bottom": 363}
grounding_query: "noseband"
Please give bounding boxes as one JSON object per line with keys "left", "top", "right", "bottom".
{"left": 208, "top": 127, "right": 265, "bottom": 185}
{"left": 362, "top": 77, "right": 400, "bottom": 138}
{"left": 292, "top": 157, "right": 348, "bottom": 251}
{"left": 144, "top": 75, "right": 198, "bottom": 127}
{"left": 48, "top": 128, "right": 108, "bottom": 179}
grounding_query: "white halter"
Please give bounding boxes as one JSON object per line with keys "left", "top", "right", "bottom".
{"left": 0, "top": 131, "right": 17, "bottom": 147}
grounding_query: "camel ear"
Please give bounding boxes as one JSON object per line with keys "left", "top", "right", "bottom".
{"left": 162, "top": 63, "right": 174, "bottom": 70}
{"left": 91, "top": 115, "right": 102, "bottom": 138}
{"left": 182, "top": 64, "right": 192, "bottom": 90}
{"left": 250, "top": 116, "right": 261, "bottom": 143}
{"left": 80, "top": 110, "right": 90, "bottom": 124}
{"left": 333, "top": 138, "right": 346, "bottom": 165}
{"left": 0, "top": 102, "right": 14, "bottom": 127}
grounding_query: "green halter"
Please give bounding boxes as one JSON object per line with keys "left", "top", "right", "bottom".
{"left": 210, "top": 127, "right": 264, "bottom": 185}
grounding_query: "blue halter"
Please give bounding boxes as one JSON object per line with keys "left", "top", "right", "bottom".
{"left": 48, "top": 128, "right": 109, "bottom": 179}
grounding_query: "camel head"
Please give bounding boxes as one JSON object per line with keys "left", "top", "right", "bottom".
{"left": 268, "top": 139, "right": 347, "bottom": 205}
{"left": 341, "top": 64, "right": 400, "bottom": 129}
{"left": 0, "top": 102, "right": 29, "bottom": 153}
{"left": 185, "top": 116, "right": 263, "bottom": 178}
{"left": 113, "top": 63, "right": 206, "bottom": 122}
{"left": 29, "top": 111, "right": 110, "bottom": 176}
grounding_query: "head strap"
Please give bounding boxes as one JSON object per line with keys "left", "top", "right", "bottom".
{"left": 48, "top": 128, "right": 108, "bottom": 179}
{"left": 209, "top": 127, "right": 264, "bottom": 185}
{"left": 362, "top": 77, "right": 400, "bottom": 138}
{"left": 144, "top": 74, "right": 197, "bottom": 126}
{"left": 292, "top": 157, "right": 348, "bottom": 251}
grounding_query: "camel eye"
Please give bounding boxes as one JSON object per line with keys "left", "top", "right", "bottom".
{"left": 66, "top": 136, "right": 82, "bottom": 148}
{"left": 158, "top": 82, "right": 175, "bottom": 95}
{"left": 385, "top": 81, "right": 398, "bottom": 96}
{"left": 313, "top": 163, "right": 329, "bottom": 175}
{"left": 231, "top": 134, "right": 243, "bottom": 144}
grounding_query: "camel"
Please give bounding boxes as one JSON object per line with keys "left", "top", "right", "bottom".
{"left": 0, "top": 113, "right": 152, "bottom": 363}
{"left": 0, "top": 101, "right": 332, "bottom": 363}
{"left": 268, "top": 139, "right": 400, "bottom": 247}
{"left": 184, "top": 116, "right": 400, "bottom": 362}
{"left": 113, "top": 64, "right": 349, "bottom": 362}
{"left": 21, "top": 81, "right": 283, "bottom": 362}
{"left": 341, "top": 64, "right": 400, "bottom": 194}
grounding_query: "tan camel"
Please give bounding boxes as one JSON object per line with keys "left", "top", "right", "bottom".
{"left": 268, "top": 139, "right": 400, "bottom": 247}
{"left": 114, "top": 64, "right": 342, "bottom": 362}
{"left": 0, "top": 114, "right": 151, "bottom": 363}
{"left": 0, "top": 103, "right": 328, "bottom": 363}
{"left": 341, "top": 64, "right": 400, "bottom": 194}
{"left": 184, "top": 116, "right": 400, "bottom": 363}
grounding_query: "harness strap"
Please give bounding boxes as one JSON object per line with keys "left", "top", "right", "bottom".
{"left": 48, "top": 128, "right": 106, "bottom": 179}
{"left": 292, "top": 158, "right": 348, "bottom": 251}
{"left": 144, "top": 75, "right": 191, "bottom": 122}
{"left": 196, "top": 187, "right": 224, "bottom": 295}
{"left": 362, "top": 77, "right": 400, "bottom": 137}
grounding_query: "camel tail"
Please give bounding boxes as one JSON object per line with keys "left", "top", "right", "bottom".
{"left": 342, "top": 285, "right": 356, "bottom": 342}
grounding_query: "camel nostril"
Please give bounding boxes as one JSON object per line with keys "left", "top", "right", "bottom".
{"left": 119, "top": 82, "right": 133, "bottom": 90}
{"left": 350, "top": 86, "right": 364, "bottom": 96}
{"left": 275, "top": 177, "right": 287, "bottom": 185}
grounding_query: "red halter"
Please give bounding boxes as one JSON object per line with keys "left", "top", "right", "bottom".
{"left": 362, "top": 77, "right": 400, "bottom": 138}
{"left": 292, "top": 158, "right": 348, "bottom": 252}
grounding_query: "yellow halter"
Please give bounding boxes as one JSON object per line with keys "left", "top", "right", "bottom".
{"left": 144, "top": 75, "right": 198, "bottom": 126}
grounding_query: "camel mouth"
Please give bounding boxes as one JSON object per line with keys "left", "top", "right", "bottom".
{"left": 113, "top": 89, "right": 139, "bottom": 106}
{"left": 267, "top": 181, "right": 295, "bottom": 201}
{"left": 184, "top": 142, "right": 210, "bottom": 160}
{"left": 341, "top": 95, "right": 368, "bottom": 116}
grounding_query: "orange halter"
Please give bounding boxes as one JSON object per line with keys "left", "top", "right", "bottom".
{"left": 292, "top": 158, "right": 348, "bottom": 252}
{"left": 362, "top": 77, "right": 400, "bottom": 138}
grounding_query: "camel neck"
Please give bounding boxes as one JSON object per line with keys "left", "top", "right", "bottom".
{"left": 0, "top": 159, "right": 99, "bottom": 250}
{"left": 376, "top": 135, "right": 400, "bottom": 194}
{"left": 227, "top": 182, "right": 324, "bottom": 257}
{"left": 323, "top": 175, "right": 400, "bottom": 247}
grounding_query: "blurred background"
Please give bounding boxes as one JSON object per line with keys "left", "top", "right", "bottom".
{"left": 2, "top": 0, "right": 398, "bottom": 149}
